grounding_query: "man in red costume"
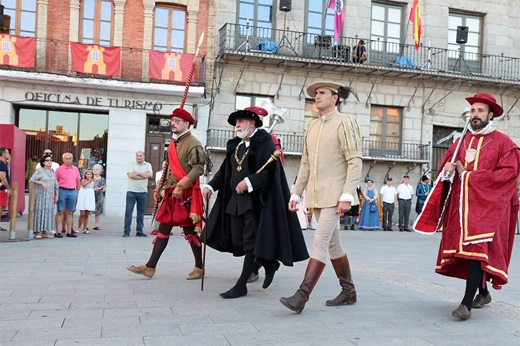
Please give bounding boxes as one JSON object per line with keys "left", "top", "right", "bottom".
{"left": 414, "top": 93, "right": 520, "bottom": 320}
{"left": 127, "top": 108, "right": 206, "bottom": 280}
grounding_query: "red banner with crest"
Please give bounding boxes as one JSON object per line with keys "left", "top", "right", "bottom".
{"left": 70, "top": 42, "right": 121, "bottom": 76}
{"left": 0, "top": 34, "right": 35, "bottom": 67}
{"left": 148, "top": 50, "right": 195, "bottom": 82}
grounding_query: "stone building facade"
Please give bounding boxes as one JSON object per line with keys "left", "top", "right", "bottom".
{"left": 204, "top": 0, "right": 520, "bottom": 223}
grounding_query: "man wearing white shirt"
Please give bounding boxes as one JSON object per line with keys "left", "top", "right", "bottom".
{"left": 396, "top": 175, "right": 414, "bottom": 232}
{"left": 379, "top": 177, "right": 398, "bottom": 231}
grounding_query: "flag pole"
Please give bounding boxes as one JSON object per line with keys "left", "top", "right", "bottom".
{"left": 151, "top": 31, "right": 205, "bottom": 223}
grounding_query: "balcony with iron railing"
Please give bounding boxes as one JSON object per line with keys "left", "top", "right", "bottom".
{"left": 218, "top": 23, "right": 520, "bottom": 84}
{"left": 0, "top": 38, "right": 205, "bottom": 85}
{"left": 362, "top": 138, "right": 430, "bottom": 163}
{"left": 207, "top": 128, "right": 430, "bottom": 163}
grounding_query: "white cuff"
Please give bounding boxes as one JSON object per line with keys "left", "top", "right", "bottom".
{"left": 440, "top": 170, "right": 454, "bottom": 183}
{"left": 205, "top": 184, "right": 215, "bottom": 193}
{"left": 339, "top": 193, "right": 354, "bottom": 203}
{"left": 290, "top": 194, "right": 301, "bottom": 203}
{"left": 245, "top": 178, "right": 253, "bottom": 192}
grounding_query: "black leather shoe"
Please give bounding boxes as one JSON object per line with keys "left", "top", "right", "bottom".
{"left": 136, "top": 232, "right": 148, "bottom": 237}
{"left": 54, "top": 232, "right": 63, "bottom": 238}
{"left": 122, "top": 233, "right": 130, "bottom": 237}
{"left": 66, "top": 233, "right": 77, "bottom": 238}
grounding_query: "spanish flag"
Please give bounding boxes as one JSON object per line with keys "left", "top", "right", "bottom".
{"left": 409, "top": 0, "right": 422, "bottom": 50}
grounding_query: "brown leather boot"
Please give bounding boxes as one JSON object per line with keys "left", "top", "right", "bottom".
{"left": 279, "top": 258, "right": 326, "bottom": 314}
{"left": 326, "top": 254, "right": 356, "bottom": 306}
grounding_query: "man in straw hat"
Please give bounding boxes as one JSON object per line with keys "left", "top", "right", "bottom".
{"left": 127, "top": 108, "right": 206, "bottom": 280}
{"left": 280, "top": 81, "right": 362, "bottom": 314}
{"left": 202, "top": 106, "right": 309, "bottom": 299}
{"left": 415, "top": 93, "right": 520, "bottom": 320}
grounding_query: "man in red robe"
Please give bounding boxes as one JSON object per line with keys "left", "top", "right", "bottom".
{"left": 415, "top": 93, "right": 520, "bottom": 320}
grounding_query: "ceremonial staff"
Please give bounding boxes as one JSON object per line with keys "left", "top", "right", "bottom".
{"left": 445, "top": 109, "right": 471, "bottom": 179}
{"left": 152, "top": 32, "right": 205, "bottom": 222}
{"left": 201, "top": 194, "right": 209, "bottom": 291}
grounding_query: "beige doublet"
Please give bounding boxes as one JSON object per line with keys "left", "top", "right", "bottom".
{"left": 292, "top": 109, "right": 362, "bottom": 262}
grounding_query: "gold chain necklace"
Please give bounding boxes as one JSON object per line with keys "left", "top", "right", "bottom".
{"left": 234, "top": 143, "right": 250, "bottom": 172}
{"left": 464, "top": 137, "right": 493, "bottom": 163}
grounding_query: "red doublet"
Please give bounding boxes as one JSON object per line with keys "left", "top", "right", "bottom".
{"left": 417, "top": 130, "right": 520, "bottom": 289}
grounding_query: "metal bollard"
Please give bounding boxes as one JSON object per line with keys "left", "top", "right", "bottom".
{"left": 8, "top": 182, "right": 18, "bottom": 241}
{"left": 27, "top": 183, "right": 35, "bottom": 239}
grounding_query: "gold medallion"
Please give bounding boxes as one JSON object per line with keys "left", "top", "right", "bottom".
{"left": 237, "top": 165, "right": 242, "bottom": 172}
{"left": 465, "top": 148, "right": 476, "bottom": 163}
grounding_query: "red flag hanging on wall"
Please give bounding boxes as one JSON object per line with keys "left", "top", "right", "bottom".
{"left": 148, "top": 50, "right": 195, "bottom": 82}
{"left": 70, "top": 42, "right": 121, "bottom": 76}
{"left": 409, "top": 0, "right": 422, "bottom": 50}
{"left": 0, "top": 34, "right": 35, "bottom": 67}
{"left": 328, "top": 0, "right": 345, "bottom": 42}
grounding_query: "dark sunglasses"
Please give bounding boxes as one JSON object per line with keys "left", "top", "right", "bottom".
{"left": 44, "top": 152, "right": 52, "bottom": 155}
{"left": 44, "top": 159, "right": 52, "bottom": 161}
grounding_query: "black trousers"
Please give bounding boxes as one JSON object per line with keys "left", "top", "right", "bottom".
{"left": 229, "top": 210, "right": 257, "bottom": 255}
{"left": 382, "top": 202, "right": 395, "bottom": 229}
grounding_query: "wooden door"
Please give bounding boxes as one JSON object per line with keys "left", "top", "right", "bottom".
{"left": 145, "top": 134, "right": 169, "bottom": 214}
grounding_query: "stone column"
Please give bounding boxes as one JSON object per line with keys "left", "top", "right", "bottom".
{"left": 36, "top": 0, "right": 49, "bottom": 69}
{"left": 112, "top": 0, "right": 127, "bottom": 47}
{"left": 68, "top": 0, "right": 81, "bottom": 72}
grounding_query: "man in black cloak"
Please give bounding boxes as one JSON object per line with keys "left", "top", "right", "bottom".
{"left": 202, "top": 106, "right": 309, "bottom": 299}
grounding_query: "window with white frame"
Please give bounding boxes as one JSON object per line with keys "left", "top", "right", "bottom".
{"left": 2, "top": 0, "right": 37, "bottom": 37}
{"left": 237, "top": 0, "right": 273, "bottom": 38}
{"left": 370, "top": 2, "right": 403, "bottom": 53}
{"left": 235, "top": 94, "right": 273, "bottom": 129}
{"left": 448, "top": 13, "right": 481, "bottom": 61}
{"left": 369, "top": 105, "right": 402, "bottom": 155}
{"left": 306, "top": 1, "right": 334, "bottom": 45}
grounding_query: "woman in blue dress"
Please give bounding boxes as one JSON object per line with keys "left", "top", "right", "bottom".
{"left": 358, "top": 178, "right": 381, "bottom": 230}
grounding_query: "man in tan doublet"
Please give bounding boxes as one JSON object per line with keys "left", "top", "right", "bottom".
{"left": 280, "top": 81, "right": 362, "bottom": 314}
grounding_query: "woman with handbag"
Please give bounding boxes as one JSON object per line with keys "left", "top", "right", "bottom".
{"left": 358, "top": 178, "right": 381, "bottom": 230}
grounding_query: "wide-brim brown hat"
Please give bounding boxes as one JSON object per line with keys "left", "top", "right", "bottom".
{"left": 227, "top": 109, "right": 263, "bottom": 127}
{"left": 306, "top": 81, "right": 352, "bottom": 100}
{"left": 465, "top": 93, "right": 504, "bottom": 118}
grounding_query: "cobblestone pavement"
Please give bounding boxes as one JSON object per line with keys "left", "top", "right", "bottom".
{"left": 1, "top": 215, "right": 519, "bottom": 345}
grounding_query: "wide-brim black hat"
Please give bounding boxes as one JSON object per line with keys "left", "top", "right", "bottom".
{"left": 227, "top": 109, "right": 263, "bottom": 127}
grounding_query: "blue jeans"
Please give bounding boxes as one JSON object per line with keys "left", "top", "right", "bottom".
{"left": 124, "top": 191, "right": 147, "bottom": 234}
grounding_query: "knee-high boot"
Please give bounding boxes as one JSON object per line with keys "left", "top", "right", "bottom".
{"left": 220, "top": 253, "right": 256, "bottom": 299}
{"left": 326, "top": 254, "right": 356, "bottom": 306}
{"left": 279, "top": 258, "right": 326, "bottom": 314}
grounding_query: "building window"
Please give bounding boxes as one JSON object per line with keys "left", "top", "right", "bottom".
{"left": 369, "top": 106, "right": 402, "bottom": 156}
{"left": 154, "top": 5, "right": 186, "bottom": 53}
{"left": 2, "top": 0, "right": 37, "bottom": 37}
{"left": 304, "top": 99, "right": 319, "bottom": 129}
{"left": 237, "top": 0, "right": 273, "bottom": 38}
{"left": 17, "top": 108, "right": 109, "bottom": 178}
{"left": 306, "top": 1, "right": 334, "bottom": 44}
{"left": 81, "top": 0, "right": 114, "bottom": 46}
{"left": 371, "top": 2, "right": 403, "bottom": 53}
{"left": 448, "top": 13, "right": 481, "bottom": 61}
{"left": 235, "top": 94, "right": 273, "bottom": 129}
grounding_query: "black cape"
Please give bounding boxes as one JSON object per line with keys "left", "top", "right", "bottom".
{"left": 202, "top": 129, "right": 309, "bottom": 266}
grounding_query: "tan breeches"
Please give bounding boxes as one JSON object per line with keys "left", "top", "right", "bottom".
{"left": 311, "top": 207, "right": 345, "bottom": 263}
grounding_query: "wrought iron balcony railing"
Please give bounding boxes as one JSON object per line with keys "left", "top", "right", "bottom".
{"left": 206, "top": 129, "right": 304, "bottom": 155}
{"left": 218, "top": 23, "right": 520, "bottom": 82}
{"left": 0, "top": 37, "right": 205, "bottom": 85}
{"left": 207, "top": 129, "right": 430, "bottom": 163}
{"left": 362, "top": 138, "right": 430, "bottom": 163}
